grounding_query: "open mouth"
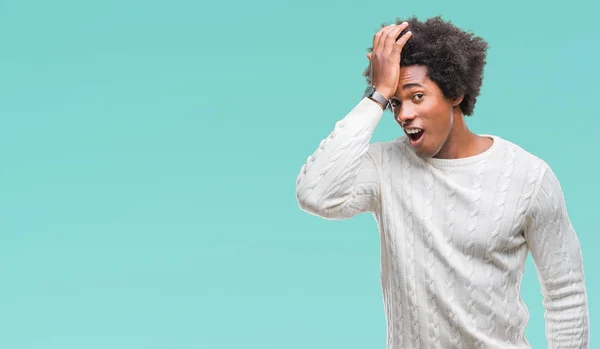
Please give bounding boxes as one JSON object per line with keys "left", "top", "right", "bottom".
{"left": 405, "top": 128, "right": 424, "bottom": 143}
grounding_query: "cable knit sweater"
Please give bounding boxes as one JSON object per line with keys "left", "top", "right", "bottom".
{"left": 295, "top": 97, "right": 589, "bottom": 348}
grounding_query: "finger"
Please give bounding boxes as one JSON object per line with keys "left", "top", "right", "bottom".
{"left": 393, "top": 30, "right": 413, "bottom": 53}
{"left": 383, "top": 22, "right": 409, "bottom": 54}
{"left": 366, "top": 53, "right": 372, "bottom": 60}
{"left": 374, "top": 24, "right": 398, "bottom": 54}
{"left": 372, "top": 25, "right": 388, "bottom": 54}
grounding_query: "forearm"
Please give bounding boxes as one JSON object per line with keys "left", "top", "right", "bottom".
{"left": 295, "top": 97, "right": 383, "bottom": 219}
{"left": 543, "top": 280, "right": 589, "bottom": 348}
{"left": 537, "top": 237, "right": 589, "bottom": 348}
{"left": 525, "top": 166, "right": 589, "bottom": 348}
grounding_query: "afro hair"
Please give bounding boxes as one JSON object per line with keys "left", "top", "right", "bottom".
{"left": 363, "top": 16, "right": 489, "bottom": 116}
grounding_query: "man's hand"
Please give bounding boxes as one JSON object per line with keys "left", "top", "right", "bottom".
{"left": 366, "top": 22, "right": 412, "bottom": 100}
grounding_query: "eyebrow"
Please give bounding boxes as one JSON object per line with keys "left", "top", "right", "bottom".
{"left": 402, "top": 83, "right": 424, "bottom": 90}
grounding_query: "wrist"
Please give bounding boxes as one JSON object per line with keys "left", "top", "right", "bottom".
{"left": 367, "top": 97, "right": 386, "bottom": 110}
{"left": 374, "top": 86, "right": 394, "bottom": 100}
{"left": 363, "top": 86, "right": 391, "bottom": 110}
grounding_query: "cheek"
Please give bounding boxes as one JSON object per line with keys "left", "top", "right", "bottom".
{"left": 434, "top": 104, "right": 454, "bottom": 130}
{"left": 425, "top": 106, "right": 453, "bottom": 146}
{"left": 427, "top": 107, "right": 451, "bottom": 131}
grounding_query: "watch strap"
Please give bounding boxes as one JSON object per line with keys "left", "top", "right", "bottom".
{"left": 364, "top": 86, "right": 389, "bottom": 109}
{"left": 370, "top": 89, "right": 389, "bottom": 109}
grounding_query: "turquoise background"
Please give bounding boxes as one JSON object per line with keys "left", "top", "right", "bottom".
{"left": 0, "top": 0, "right": 597, "bottom": 348}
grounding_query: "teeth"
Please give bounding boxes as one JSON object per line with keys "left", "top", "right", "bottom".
{"left": 405, "top": 128, "right": 422, "bottom": 134}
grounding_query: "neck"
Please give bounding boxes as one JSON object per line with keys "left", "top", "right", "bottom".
{"left": 433, "top": 109, "right": 492, "bottom": 159}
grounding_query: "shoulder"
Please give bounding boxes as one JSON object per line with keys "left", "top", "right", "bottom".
{"left": 491, "top": 135, "right": 569, "bottom": 214}
{"left": 493, "top": 135, "right": 546, "bottom": 165}
{"left": 491, "top": 135, "right": 551, "bottom": 175}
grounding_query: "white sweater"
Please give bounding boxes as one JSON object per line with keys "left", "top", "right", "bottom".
{"left": 295, "top": 97, "right": 589, "bottom": 348}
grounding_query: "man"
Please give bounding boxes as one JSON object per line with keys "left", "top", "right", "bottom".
{"left": 295, "top": 16, "right": 589, "bottom": 348}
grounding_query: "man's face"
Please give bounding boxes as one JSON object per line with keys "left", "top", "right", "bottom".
{"left": 389, "top": 65, "right": 459, "bottom": 158}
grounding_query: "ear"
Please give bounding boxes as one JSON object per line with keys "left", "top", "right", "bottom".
{"left": 451, "top": 94, "right": 464, "bottom": 107}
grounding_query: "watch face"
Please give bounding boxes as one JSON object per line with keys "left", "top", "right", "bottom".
{"left": 364, "top": 85, "right": 375, "bottom": 97}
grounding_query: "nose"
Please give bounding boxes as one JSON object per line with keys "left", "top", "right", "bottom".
{"left": 395, "top": 104, "right": 417, "bottom": 125}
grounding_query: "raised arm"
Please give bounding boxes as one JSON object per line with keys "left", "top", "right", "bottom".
{"left": 295, "top": 22, "right": 412, "bottom": 220}
{"left": 295, "top": 97, "right": 384, "bottom": 219}
{"left": 525, "top": 165, "right": 589, "bottom": 348}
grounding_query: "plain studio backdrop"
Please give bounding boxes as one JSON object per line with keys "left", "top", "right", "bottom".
{"left": 0, "top": 0, "right": 598, "bottom": 348}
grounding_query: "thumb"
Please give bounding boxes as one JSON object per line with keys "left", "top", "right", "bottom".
{"left": 366, "top": 53, "right": 372, "bottom": 61}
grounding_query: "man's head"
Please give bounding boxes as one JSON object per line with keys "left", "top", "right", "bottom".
{"left": 363, "top": 16, "right": 489, "bottom": 158}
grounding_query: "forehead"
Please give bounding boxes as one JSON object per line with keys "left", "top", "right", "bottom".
{"left": 398, "top": 65, "right": 430, "bottom": 85}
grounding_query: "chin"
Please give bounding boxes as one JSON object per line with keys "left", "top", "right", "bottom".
{"left": 414, "top": 149, "right": 435, "bottom": 158}
{"left": 407, "top": 139, "right": 430, "bottom": 156}
{"left": 412, "top": 143, "right": 443, "bottom": 159}
{"left": 405, "top": 131, "right": 443, "bottom": 159}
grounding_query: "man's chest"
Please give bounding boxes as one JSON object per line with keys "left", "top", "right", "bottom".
{"left": 383, "top": 166, "right": 533, "bottom": 254}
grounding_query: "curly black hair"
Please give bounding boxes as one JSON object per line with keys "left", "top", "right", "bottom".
{"left": 363, "top": 16, "right": 489, "bottom": 116}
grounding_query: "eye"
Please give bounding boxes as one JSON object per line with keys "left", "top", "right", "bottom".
{"left": 413, "top": 93, "right": 424, "bottom": 101}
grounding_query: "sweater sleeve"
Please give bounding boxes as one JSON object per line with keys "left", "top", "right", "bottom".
{"left": 295, "top": 97, "right": 384, "bottom": 220}
{"left": 524, "top": 165, "right": 589, "bottom": 348}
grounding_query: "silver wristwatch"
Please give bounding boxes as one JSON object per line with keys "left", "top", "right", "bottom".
{"left": 363, "top": 86, "right": 390, "bottom": 109}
